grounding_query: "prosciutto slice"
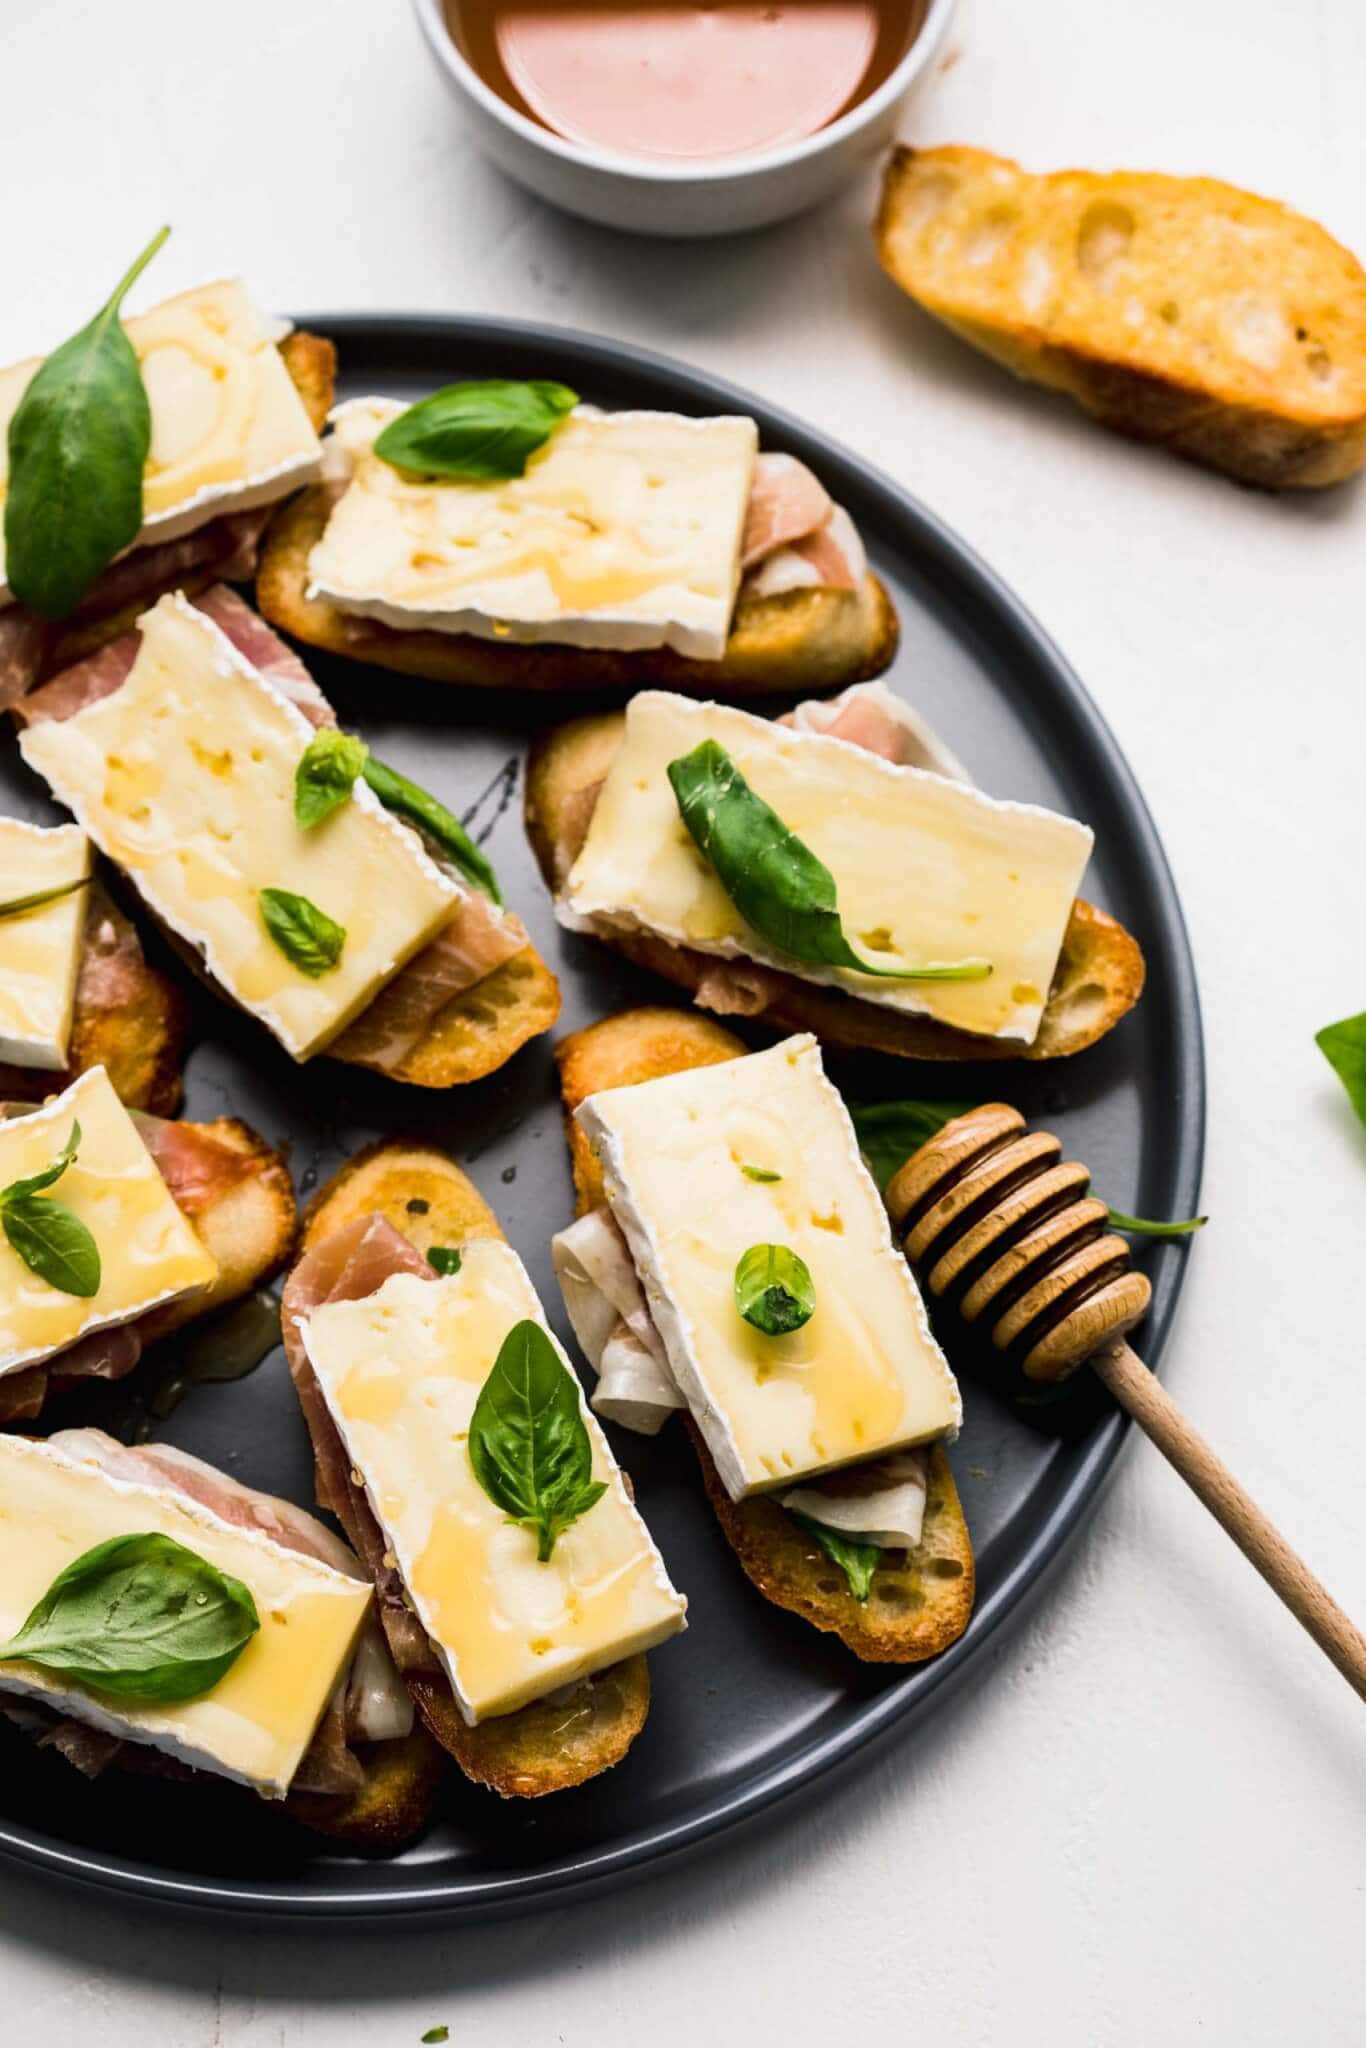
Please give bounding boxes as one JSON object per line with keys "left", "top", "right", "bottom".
{"left": 329, "top": 897, "right": 528, "bottom": 1073}
{"left": 281, "top": 1217, "right": 441, "bottom": 1678}
{"left": 779, "top": 678, "right": 970, "bottom": 782}
{"left": 0, "top": 509, "right": 274, "bottom": 707}
{"left": 740, "top": 456, "right": 864, "bottom": 596}
{"left": 131, "top": 1113, "right": 262, "bottom": 1217}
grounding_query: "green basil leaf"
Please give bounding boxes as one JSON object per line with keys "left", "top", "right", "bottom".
{"left": 1317, "top": 1010, "right": 1366, "bottom": 1128}
{"left": 668, "top": 741, "right": 991, "bottom": 985}
{"left": 427, "top": 1247, "right": 463, "bottom": 1276}
{"left": 740, "top": 1164, "right": 782, "bottom": 1183}
{"left": 259, "top": 888, "right": 346, "bottom": 976}
{"left": 362, "top": 757, "right": 503, "bottom": 905}
{"left": 294, "top": 729, "right": 370, "bottom": 830}
{"left": 0, "top": 1530, "right": 259, "bottom": 1701}
{"left": 421, "top": 2031, "right": 450, "bottom": 2045}
{"left": 734, "top": 1242, "right": 815, "bottom": 1336}
{"left": 2, "top": 1196, "right": 100, "bottom": 1297}
{"left": 4, "top": 226, "right": 170, "bottom": 619}
{"left": 2, "top": 1118, "right": 81, "bottom": 1204}
{"left": 374, "top": 379, "right": 579, "bottom": 482}
{"left": 0, "top": 875, "right": 91, "bottom": 922}
{"left": 788, "top": 1512, "right": 881, "bottom": 1602}
{"left": 849, "top": 1098, "right": 979, "bottom": 1192}
{"left": 467, "top": 1318, "right": 608, "bottom": 1562}
{"left": 1106, "top": 1209, "right": 1207, "bottom": 1238}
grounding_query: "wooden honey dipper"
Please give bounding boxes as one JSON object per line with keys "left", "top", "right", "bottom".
{"left": 886, "top": 1103, "right": 1366, "bottom": 1702}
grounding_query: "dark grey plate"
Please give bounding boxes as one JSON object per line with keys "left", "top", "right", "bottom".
{"left": 0, "top": 316, "right": 1203, "bottom": 1923}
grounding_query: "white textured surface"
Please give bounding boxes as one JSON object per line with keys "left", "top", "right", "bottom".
{"left": 1, "top": 0, "right": 1365, "bottom": 2041}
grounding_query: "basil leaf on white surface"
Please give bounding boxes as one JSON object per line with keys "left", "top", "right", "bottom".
{"left": 467, "top": 1318, "right": 607, "bottom": 1562}
{"left": 739, "top": 1164, "right": 782, "bottom": 1183}
{"left": 667, "top": 740, "right": 991, "bottom": 985}
{"left": 373, "top": 378, "right": 578, "bottom": 482}
{"left": 1316, "top": 1010, "right": 1366, "bottom": 1128}
{"left": 4, "top": 226, "right": 170, "bottom": 618}
{"left": 0, "top": 1530, "right": 259, "bottom": 1701}
{"left": 734, "top": 1242, "right": 816, "bottom": 1336}
{"left": 259, "top": 888, "right": 346, "bottom": 976}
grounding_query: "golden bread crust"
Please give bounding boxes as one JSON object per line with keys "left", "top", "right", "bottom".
{"left": 876, "top": 145, "right": 1366, "bottom": 488}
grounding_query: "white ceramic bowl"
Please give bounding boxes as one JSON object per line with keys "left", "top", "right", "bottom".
{"left": 411, "top": 0, "right": 957, "bottom": 238}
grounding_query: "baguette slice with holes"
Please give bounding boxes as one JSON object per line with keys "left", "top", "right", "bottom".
{"left": 526, "top": 709, "right": 1144, "bottom": 1062}
{"left": 292, "top": 1143, "right": 655, "bottom": 1797}
{"left": 556, "top": 1006, "right": 975, "bottom": 1662}
{"left": 876, "top": 145, "right": 1366, "bottom": 488}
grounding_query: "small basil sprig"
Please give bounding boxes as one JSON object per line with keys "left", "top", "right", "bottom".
{"left": 0, "top": 875, "right": 91, "bottom": 922}
{"left": 789, "top": 1512, "right": 880, "bottom": 1602}
{"left": 294, "top": 729, "right": 369, "bottom": 831}
{"left": 1106, "top": 1209, "right": 1207, "bottom": 1239}
{"left": 293, "top": 731, "right": 503, "bottom": 904}
{"left": 1316, "top": 1010, "right": 1366, "bottom": 1128}
{"left": 0, "top": 1531, "right": 259, "bottom": 1701}
{"left": 427, "top": 1247, "right": 462, "bottom": 1276}
{"left": 668, "top": 741, "right": 991, "bottom": 985}
{"left": 740, "top": 1164, "right": 781, "bottom": 1183}
{"left": 373, "top": 379, "right": 578, "bottom": 482}
{"left": 5, "top": 226, "right": 169, "bottom": 619}
{"left": 467, "top": 1319, "right": 607, "bottom": 1562}
{"left": 259, "top": 888, "right": 346, "bottom": 976}
{"left": 1, "top": 1120, "right": 100, "bottom": 1298}
{"left": 735, "top": 1243, "right": 815, "bottom": 1336}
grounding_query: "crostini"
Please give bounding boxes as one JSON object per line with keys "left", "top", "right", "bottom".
{"left": 0, "top": 265, "right": 333, "bottom": 701}
{"left": 527, "top": 680, "right": 1144, "bottom": 1064}
{"left": 281, "top": 1144, "right": 687, "bottom": 1798}
{"left": 0, "top": 1428, "right": 442, "bottom": 1849}
{"left": 0, "top": 1066, "right": 296, "bottom": 1428}
{"left": 12, "top": 588, "right": 559, "bottom": 1089}
{"left": 553, "top": 1008, "right": 975, "bottom": 1662}
{"left": 257, "top": 377, "right": 898, "bottom": 696}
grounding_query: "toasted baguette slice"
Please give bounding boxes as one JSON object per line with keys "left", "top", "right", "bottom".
{"left": 258, "top": 483, "right": 898, "bottom": 701}
{"left": 0, "top": 880, "right": 187, "bottom": 1114}
{"left": 296, "top": 1143, "right": 652, "bottom": 1798}
{"left": 554, "top": 1006, "right": 975, "bottom": 1662}
{"left": 35, "top": 332, "right": 337, "bottom": 675}
{"left": 526, "top": 710, "right": 1144, "bottom": 1062}
{"left": 282, "top": 1727, "right": 446, "bottom": 1851}
{"left": 876, "top": 145, "right": 1366, "bottom": 489}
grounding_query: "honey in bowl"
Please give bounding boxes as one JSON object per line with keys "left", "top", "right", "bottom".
{"left": 445, "top": 2, "right": 923, "bottom": 165}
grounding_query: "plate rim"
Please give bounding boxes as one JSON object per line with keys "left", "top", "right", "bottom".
{"left": 0, "top": 312, "right": 1206, "bottom": 1923}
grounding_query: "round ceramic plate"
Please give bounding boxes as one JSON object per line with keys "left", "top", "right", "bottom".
{"left": 0, "top": 317, "right": 1204, "bottom": 1922}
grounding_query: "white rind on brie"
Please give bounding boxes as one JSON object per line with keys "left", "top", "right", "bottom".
{"left": 0, "top": 1067, "right": 217, "bottom": 1377}
{"left": 306, "top": 399, "right": 757, "bottom": 659}
{"left": 19, "top": 593, "right": 460, "bottom": 1061}
{"left": 0, "top": 1434, "right": 371, "bottom": 1797}
{"left": 300, "top": 1245, "right": 687, "bottom": 1725}
{"left": 561, "top": 689, "right": 1093, "bottom": 1045}
{"left": 0, "top": 819, "right": 91, "bottom": 1069}
{"left": 0, "top": 279, "right": 321, "bottom": 607}
{"left": 575, "top": 1035, "right": 961, "bottom": 1502}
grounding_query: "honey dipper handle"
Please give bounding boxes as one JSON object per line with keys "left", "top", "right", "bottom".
{"left": 1092, "top": 1340, "right": 1366, "bottom": 1702}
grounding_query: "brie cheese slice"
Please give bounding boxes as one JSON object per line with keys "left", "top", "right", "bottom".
{"left": 562, "top": 689, "right": 1094, "bottom": 1044}
{"left": 576, "top": 1035, "right": 961, "bottom": 1502}
{"left": 300, "top": 1243, "right": 687, "bottom": 1724}
{"left": 306, "top": 399, "right": 757, "bottom": 659}
{"left": 0, "top": 1434, "right": 371, "bottom": 1797}
{"left": 0, "top": 820, "right": 91, "bottom": 1069}
{"left": 0, "top": 1066, "right": 217, "bottom": 1377}
{"left": 20, "top": 593, "right": 460, "bottom": 1061}
{"left": 0, "top": 279, "right": 321, "bottom": 605}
